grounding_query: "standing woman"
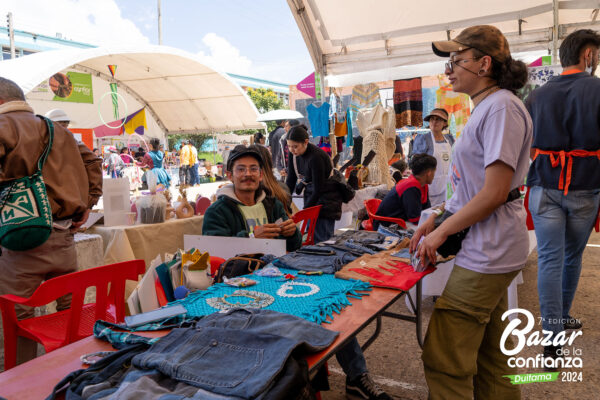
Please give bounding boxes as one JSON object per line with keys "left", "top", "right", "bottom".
{"left": 412, "top": 108, "right": 455, "bottom": 205}
{"left": 286, "top": 126, "right": 343, "bottom": 242}
{"left": 410, "top": 26, "right": 532, "bottom": 399}
{"left": 144, "top": 138, "right": 171, "bottom": 188}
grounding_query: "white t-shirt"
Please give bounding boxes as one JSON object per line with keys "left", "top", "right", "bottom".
{"left": 445, "top": 89, "right": 533, "bottom": 274}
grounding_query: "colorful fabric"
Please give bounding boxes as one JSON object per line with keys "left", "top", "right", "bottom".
{"left": 346, "top": 107, "right": 354, "bottom": 146}
{"left": 350, "top": 83, "right": 381, "bottom": 122}
{"left": 174, "top": 267, "right": 372, "bottom": 324}
{"left": 307, "top": 102, "right": 331, "bottom": 137}
{"left": 393, "top": 78, "right": 423, "bottom": 128}
{"left": 348, "top": 260, "right": 434, "bottom": 291}
{"left": 123, "top": 108, "right": 147, "bottom": 135}
{"left": 436, "top": 86, "right": 471, "bottom": 137}
{"left": 148, "top": 151, "right": 171, "bottom": 187}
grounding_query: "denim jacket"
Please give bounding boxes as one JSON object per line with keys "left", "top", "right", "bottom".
{"left": 132, "top": 308, "right": 338, "bottom": 399}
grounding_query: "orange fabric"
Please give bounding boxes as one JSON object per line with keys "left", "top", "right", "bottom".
{"left": 561, "top": 69, "right": 584, "bottom": 75}
{"left": 333, "top": 113, "right": 348, "bottom": 137}
{"left": 533, "top": 148, "right": 600, "bottom": 195}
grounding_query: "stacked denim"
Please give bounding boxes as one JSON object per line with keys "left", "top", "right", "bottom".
{"left": 273, "top": 245, "right": 360, "bottom": 273}
{"left": 333, "top": 230, "right": 386, "bottom": 245}
{"left": 48, "top": 309, "right": 337, "bottom": 400}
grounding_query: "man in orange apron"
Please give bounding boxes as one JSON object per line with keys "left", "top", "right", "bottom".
{"left": 526, "top": 29, "right": 600, "bottom": 360}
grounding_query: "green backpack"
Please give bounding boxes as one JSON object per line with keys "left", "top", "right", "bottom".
{"left": 0, "top": 116, "right": 54, "bottom": 251}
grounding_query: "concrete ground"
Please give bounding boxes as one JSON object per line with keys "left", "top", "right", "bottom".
{"left": 1, "top": 232, "right": 598, "bottom": 400}
{"left": 322, "top": 231, "right": 600, "bottom": 400}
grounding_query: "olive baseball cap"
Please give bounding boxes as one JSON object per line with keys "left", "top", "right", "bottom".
{"left": 432, "top": 25, "right": 510, "bottom": 62}
{"left": 226, "top": 145, "right": 264, "bottom": 171}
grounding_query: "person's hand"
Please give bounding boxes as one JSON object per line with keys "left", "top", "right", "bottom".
{"left": 416, "top": 228, "right": 448, "bottom": 266}
{"left": 279, "top": 219, "right": 297, "bottom": 237}
{"left": 280, "top": 169, "right": 287, "bottom": 177}
{"left": 409, "top": 214, "right": 436, "bottom": 253}
{"left": 70, "top": 209, "right": 91, "bottom": 231}
{"left": 253, "top": 224, "right": 281, "bottom": 239}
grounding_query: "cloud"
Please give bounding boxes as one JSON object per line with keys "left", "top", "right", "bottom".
{"left": 0, "top": 0, "right": 149, "bottom": 46}
{"left": 197, "top": 33, "right": 252, "bottom": 75}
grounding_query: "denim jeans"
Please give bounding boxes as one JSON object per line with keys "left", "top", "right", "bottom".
{"left": 528, "top": 186, "right": 600, "bottom": 335}
{"left": 273, "top": 245, "right": 358, "bottom": 273}
{"left": 314, "top": 217, "right": 335, "bottom": 243}
{"left": 336, "top": 338, "right": 368, "bottom": 380}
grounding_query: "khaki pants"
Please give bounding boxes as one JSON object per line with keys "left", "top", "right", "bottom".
{"left": 422, "top": 265, "right": 521, "bottom": 400}
{"left": 0, "top": 229, "right": 78, "bottom": 365}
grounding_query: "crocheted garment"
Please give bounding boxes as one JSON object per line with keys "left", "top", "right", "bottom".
{"left": 174, "top": 267, "right": 372, "bottom": 325}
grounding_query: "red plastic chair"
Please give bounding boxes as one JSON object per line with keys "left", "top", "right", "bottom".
{"left": 292, "top": 205, "right": 322, "bottom": 246}
{"left": 362, "top": 198, "right": 407, "bottom": 231}
{"left": 0, "top": 260, "right": 145, "bottom": 370}
{"left": 195, "top": 196, "right": 212, "bottom": 215}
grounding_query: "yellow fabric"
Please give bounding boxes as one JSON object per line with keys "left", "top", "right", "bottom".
{"left": 237, "top": 202, "right": 268, "bottom": 234}
{"left": 190, "top": 145, "right": 198, "bottom": 165}
{"left": 180, "top": 145, "right": 192, "bottom": 166}
{"left": 123, "top": 108, "right": 147, "bottom": 135}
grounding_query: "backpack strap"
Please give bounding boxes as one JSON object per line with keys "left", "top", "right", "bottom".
{"left": 36, "top": 116, "right": 54, "bottom": 172}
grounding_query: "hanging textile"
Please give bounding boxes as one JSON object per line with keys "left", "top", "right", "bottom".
{"left": 346, "top": 107, "right": 354, "bottom": 147}
{"left": 356, "top": 104, "right": 395, "bottom": 189}
{"left": 306, "top": 102, "right": 331, "bottom": 137}
{"left": 393, "top": 78, "right": 423, "bottom": 128}
{"left": 436, "top": 76, "right": 471, "bottom": 137}
{"left": 334, "top": 113, "right": 348, "bottom": 137}
{"left": 350, "top": 83, "right": 381, "bottom": 122}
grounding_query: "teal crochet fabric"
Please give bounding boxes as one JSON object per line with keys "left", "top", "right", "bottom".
{"left": 175, "top": 268, "right": 372, "bottom": 324}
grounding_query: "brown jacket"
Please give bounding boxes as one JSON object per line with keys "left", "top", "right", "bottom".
{"left": 0, "top": 101, "right": 102, "bottom": 220}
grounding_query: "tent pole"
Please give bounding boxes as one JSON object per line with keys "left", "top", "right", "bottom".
{"left": 213, "top": 132, "right": 216, "bottom": 165}
{"left": 552, "top": 0, "right": 559, "bottom": 63}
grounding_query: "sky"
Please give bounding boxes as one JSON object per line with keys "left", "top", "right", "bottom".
{"left": 0, "top": 0, "right": 315, "bottom": 84}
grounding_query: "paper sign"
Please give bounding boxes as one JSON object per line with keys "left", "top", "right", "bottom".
{"left": 184, "top": 235, "right": 286, "bottom": 259}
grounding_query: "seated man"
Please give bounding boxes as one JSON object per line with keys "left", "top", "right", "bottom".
{"left": 375, "top": 154, "right": 436, "bottom": 229}
{"left": 203, "top": 145, "right": 391, "bottom": 400}
{"left": 202, "top": 145, "right": 301, "bottom": 251}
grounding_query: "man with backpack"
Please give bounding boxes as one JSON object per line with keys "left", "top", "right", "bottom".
{"left": 0, "top": 77, "right": 102, "bottom": 365}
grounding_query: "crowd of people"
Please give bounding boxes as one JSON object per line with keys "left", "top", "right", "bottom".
{"left": 0, "top": 21, "right": 599, "bottom": 400}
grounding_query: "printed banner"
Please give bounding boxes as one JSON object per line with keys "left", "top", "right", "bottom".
{"left": 50, "top": 71, "right": 93, "bottom": 104}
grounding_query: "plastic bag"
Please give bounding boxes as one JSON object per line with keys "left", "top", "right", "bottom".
{"left": 136, "top": 171, "right": 167, "bottom": 224}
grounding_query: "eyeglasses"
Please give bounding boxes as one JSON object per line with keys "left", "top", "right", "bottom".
{"left": 234, "top": 165, "right": 261, "bottom": 174}
{"left": 445, "top": 57, "right": 478, "bottom": 73}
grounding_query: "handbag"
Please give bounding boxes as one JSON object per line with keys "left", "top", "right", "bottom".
{"left": 214, "top": 253, "right": 267, "bottom": 283}
{"left": 433, "top": 187, "right": 522, "bottom": 258}
{"left": 0, "top": 116, "right": 54, "bottom": 251}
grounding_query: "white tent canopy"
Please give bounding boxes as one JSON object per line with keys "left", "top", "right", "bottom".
{"left": 0, "top": 46, "right": 264, "bottom": 134}
{"left": 288, "top": 0, "right": 600, "bottom": 85}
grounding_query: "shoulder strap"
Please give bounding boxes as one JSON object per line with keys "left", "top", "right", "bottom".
{"left": 36, "top": 115, "right": 54, "bottom": 172}
{"left": 293, "top": 154, "right": 299, "bottom": 177}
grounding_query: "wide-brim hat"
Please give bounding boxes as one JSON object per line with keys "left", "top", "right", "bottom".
{"left": 424, "top": 108, "right": 449, "bottom": 122}
{"left": 226, "top": 145, "right": 264, "bottom": 171}
{"left": 431, "top": 25, "right": 510, "bottom": 63}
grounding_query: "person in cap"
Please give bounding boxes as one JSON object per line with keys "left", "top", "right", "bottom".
{"left": 106, "top": 145, "right": 124, "bottom": 178}
{"left": 526, "top": 30, "right": 600, "bottom": 356}
{"left": 412, "top": 108, "right": 455, "bottom": 205}
{"left": 44, "top": 108, "right": 71, "bottom": 129}
{"left": 202, "top": 145, "right": 301, "bottom": 251}
{"left": 0, "top": 78, "right": 103, "bottom": 365}
{"left": 409, "top": 25, "right": 532, "bottom": 399}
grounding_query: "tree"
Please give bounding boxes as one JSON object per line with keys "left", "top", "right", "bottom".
{"left": 246, "top": 88, "right": 287, "bottom": 132}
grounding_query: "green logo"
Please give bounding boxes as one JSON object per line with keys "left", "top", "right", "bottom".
{"left": 1, "top": 189, "right": 39, "bottom": 225}
{"left": 503, "top": 372, "right": 559, "bottom": 385}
